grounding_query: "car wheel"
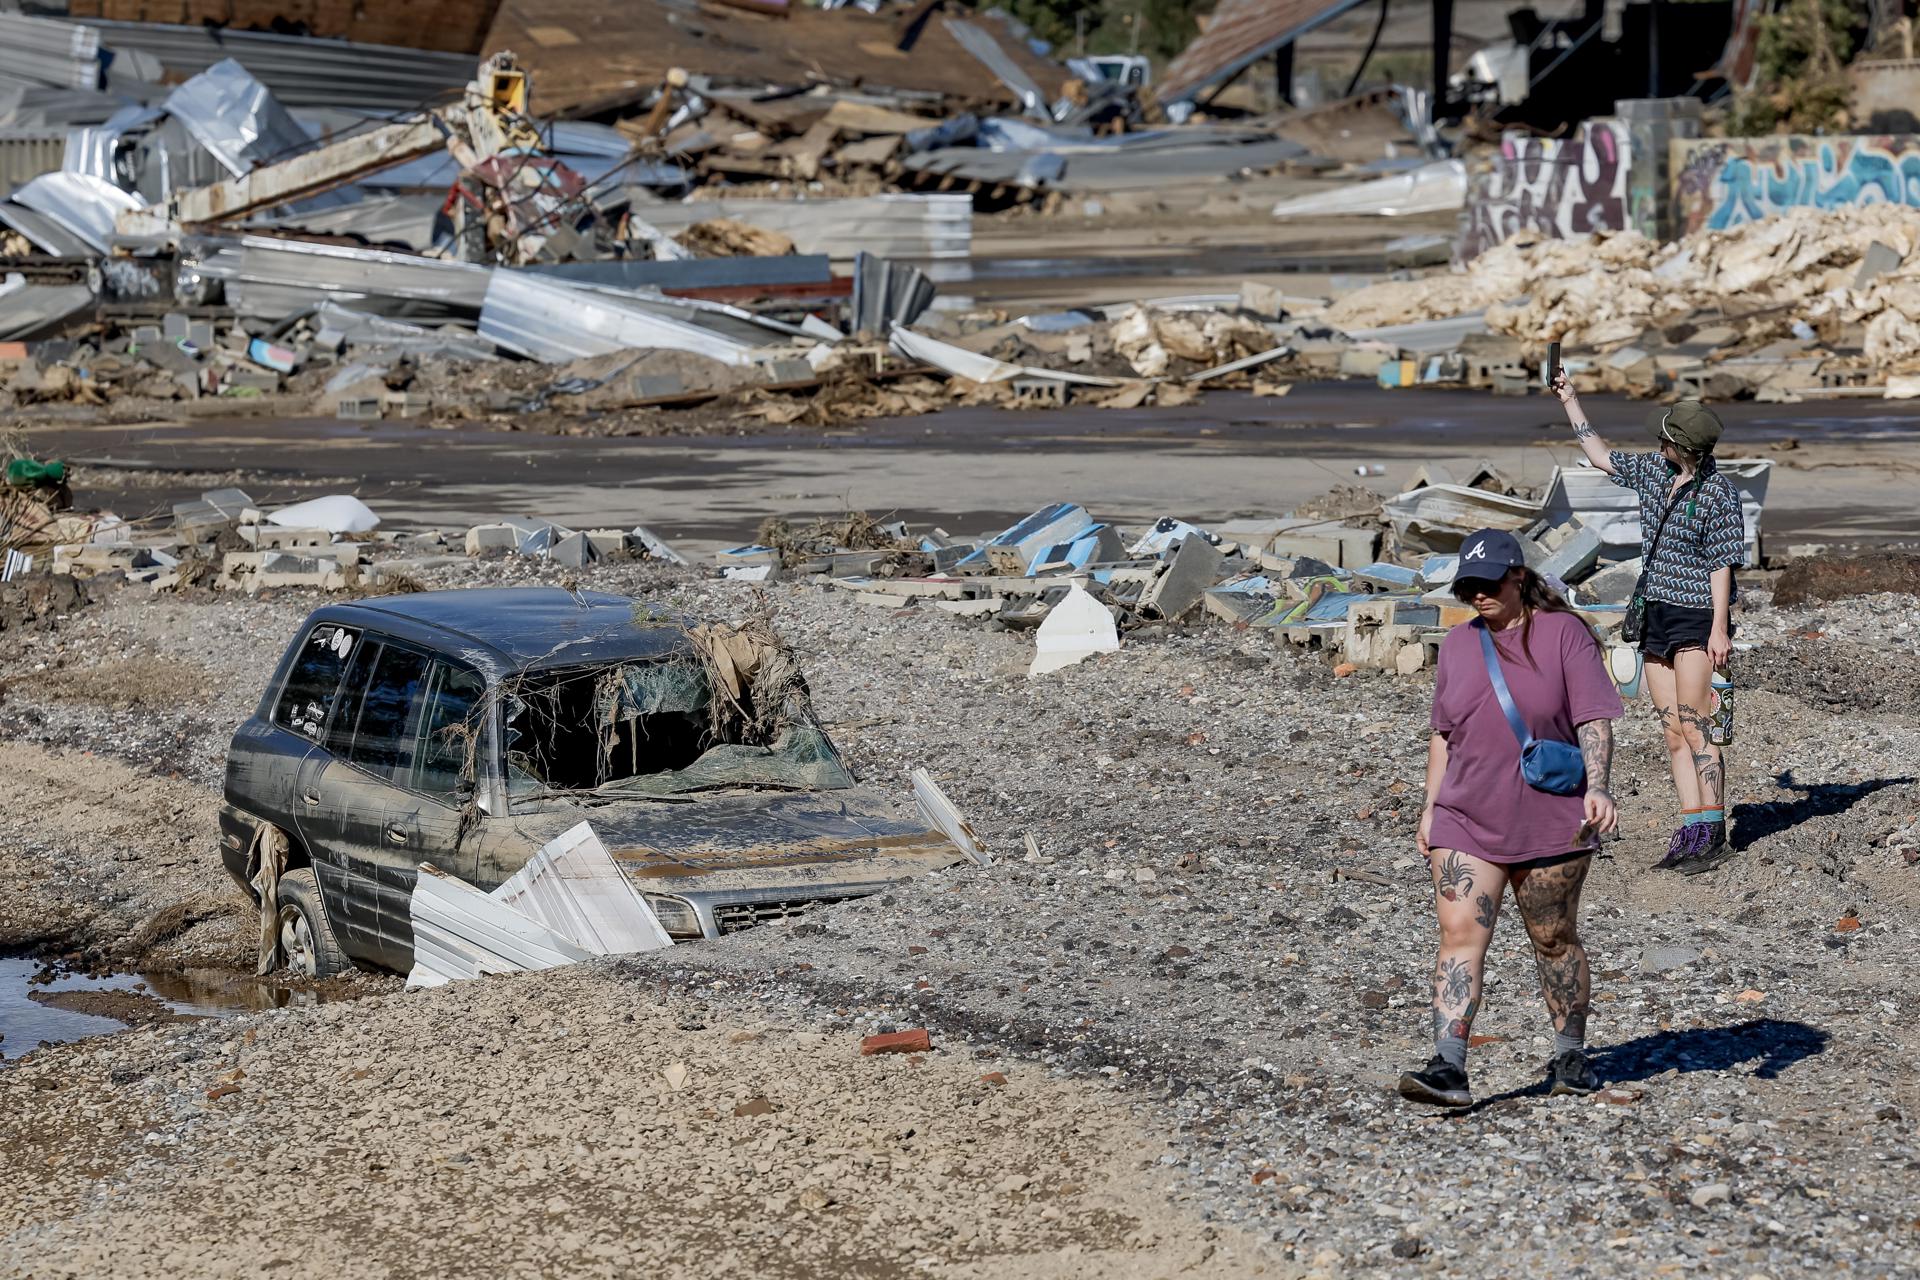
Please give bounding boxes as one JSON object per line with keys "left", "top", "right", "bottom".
{"left": 274, "top": 867, "right": 349, "bottom": 978}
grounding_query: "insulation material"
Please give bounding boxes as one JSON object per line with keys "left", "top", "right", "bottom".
{"left": 1328, "top": 205, "right": 1920, "bottom": 374}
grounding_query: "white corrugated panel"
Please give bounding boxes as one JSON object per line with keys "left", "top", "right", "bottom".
{"left": 478, "top": 271, "right": 758, "bottom": 366}
{"left": 493, "top": 822, "right": 674, "bottom": 956}
{"left": 406, "top": 865, "right": 595, "bottom": 989}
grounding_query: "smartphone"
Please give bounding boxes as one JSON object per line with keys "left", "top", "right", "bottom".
{"left": 1545, "top": 340, "right": 1562, "bottom": 388}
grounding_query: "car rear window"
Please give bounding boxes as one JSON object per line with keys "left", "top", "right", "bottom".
{"left": 276, "top": 624, "right": 361, "bottom": 741}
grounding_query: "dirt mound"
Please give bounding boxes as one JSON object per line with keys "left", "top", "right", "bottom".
{"left": 0, "top": 572, "right": 88, "bottom": 634}
{"left": 1773, "top": 552, "right": 1920, "bottom": 606}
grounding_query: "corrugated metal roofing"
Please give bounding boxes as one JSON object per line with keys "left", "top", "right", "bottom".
{"left": 0, "top": 13, "right": 101, "bottom": 91}
{"left": 477, "top": 271, "right": 760, "bottom": 365}
{"left": 188, "top": 234, "right": 492, "bottom": 321}
{"left": 75, "top": 19, "right": 475, "bottom": 112}
{"left": 1156, "top": 0, "right": 1374, "bottom": 106}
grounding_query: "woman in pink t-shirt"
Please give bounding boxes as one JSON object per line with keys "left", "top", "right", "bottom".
{"left": 1398, "top": 529, "right": 1624, "bottom": 1109}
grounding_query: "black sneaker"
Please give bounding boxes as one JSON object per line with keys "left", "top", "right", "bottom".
{"left": 1397, "top": 1056, "right": 1472, "bottom": 1107}
{"left": 1675, "top": 823, "right": 1732, "bottom": 876}
{"left": 1652, "top": 824, "right": 1694, "bottom": 870}
{"left": 1549, "top": 1049, "right": 1598, "bottom": 1097}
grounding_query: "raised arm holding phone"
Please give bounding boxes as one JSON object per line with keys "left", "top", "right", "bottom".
{"left": 1549, "top": 369, "right": 1745, "bottom": 876}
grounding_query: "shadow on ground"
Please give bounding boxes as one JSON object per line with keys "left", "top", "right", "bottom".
{"left": 1732, "top": 771, "right": 1915, "bottom": 851}
{"left": 1457, "top": 1018, "right": 1829, "bottom": 1114}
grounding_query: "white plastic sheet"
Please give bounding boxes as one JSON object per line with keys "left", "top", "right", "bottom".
{"left": 268, "top": 495, "right": 379, "bottom": 534}
{"left": 1029, "top": 584, "right": 1120, "bottom": 676}
{"left": 1271, "top": 160, "right": 1467, "bottom": 220}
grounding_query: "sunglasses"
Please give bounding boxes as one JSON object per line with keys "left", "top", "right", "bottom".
{"left": 1450, "top": 575, "right": 1506, "bottom": 602}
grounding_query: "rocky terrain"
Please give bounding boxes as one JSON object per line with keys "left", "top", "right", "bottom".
{"left": 3, "top": 556, "right": 1918, "bottom": 1278}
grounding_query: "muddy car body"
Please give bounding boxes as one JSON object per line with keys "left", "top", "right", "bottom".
{"left": 221, "top": 588, "right": 961, "bottom": 975}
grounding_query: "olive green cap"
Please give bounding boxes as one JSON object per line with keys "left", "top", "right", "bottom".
{"left": 1645, "top": 399, "right": 1723, "bottom": 453}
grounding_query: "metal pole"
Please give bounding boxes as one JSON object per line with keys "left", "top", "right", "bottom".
{"left": 1648, "top": 0, "right": 1661, "bottom": 97}
{"left": 1431, "top": 0, "right": 1454, "bottom": 121}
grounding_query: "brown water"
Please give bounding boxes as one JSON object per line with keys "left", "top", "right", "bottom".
{"left": 0, "top": 956, "right": 333, "bottom": 1062}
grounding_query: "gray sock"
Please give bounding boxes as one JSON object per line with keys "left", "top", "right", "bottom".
{"left": 1554, "top": 1030, "right": 1584, "bottom": 1057}
{"left": 1436, "top": 1032, "right": 1468, "bottom": 1071}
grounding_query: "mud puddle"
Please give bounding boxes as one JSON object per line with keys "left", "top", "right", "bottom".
{"left": 0, "top": 955, "right": 341, "bottom": 1062}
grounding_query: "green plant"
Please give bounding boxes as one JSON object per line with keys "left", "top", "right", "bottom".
{"left": 1727, "top": 0, "right": 1860, "bottom": 135}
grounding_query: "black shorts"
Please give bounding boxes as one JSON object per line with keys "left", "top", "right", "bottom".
{"left": 1640, "top": 602, "right": 1729, "bottom": 661}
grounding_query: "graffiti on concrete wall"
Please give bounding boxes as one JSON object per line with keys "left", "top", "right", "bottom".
{"left": 1455, "top": 122, "right": 1631, "bottom": 262}
{"left": 1672, "top": 135, "right": 1920, "bottom": 235}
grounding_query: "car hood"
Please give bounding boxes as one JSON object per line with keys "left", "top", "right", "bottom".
{"left": 517, "top": 788, "right": 964, "bottom": 889}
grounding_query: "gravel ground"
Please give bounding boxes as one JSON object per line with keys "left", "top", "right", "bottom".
{"left": 3, "top": 555, "right": 1919, "bottom": 1277}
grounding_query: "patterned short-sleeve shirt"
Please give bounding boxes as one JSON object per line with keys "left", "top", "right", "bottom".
{"left": 1608, "top": 451, "right": 1746, "bottom": 608}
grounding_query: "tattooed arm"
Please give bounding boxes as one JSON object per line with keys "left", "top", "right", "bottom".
{"left": 1419, "top": 732, "right": 1448, "bottom": 858}
{"left": 1549, "top": 368, "right": 1616, "bottom": 474}
{"left": 1576, "top": 719, "right": 1620, "bottom": 837}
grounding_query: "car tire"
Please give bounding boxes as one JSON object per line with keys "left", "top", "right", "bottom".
{"left": 275, "top": 867, "right": 350, "bottom": 978}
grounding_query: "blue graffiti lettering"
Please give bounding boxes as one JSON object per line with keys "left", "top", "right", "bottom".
{"left": 1708, "top": 141, "right": 1920, "bottom": 230}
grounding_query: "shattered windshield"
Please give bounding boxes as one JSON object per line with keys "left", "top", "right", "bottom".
{"left": 503, "top": 658, "right": 852, "bottom": 804}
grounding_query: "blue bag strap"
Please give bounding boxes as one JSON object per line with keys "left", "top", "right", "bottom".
{"left": 1475, "top": 620, "right": 1535, "bottom": 750}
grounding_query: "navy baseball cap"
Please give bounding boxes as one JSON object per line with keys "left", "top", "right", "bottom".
{"left": 1456, "top": 528, "right": 1526, "bottom": 573}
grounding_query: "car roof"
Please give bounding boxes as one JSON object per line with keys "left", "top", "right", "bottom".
{"left": 309, "top": 588, "right": 693, "bottom": 679}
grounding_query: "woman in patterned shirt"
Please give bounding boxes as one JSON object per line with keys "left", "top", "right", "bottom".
{"left": 1550, "top": 373, "right": 1746, "bottom": 875}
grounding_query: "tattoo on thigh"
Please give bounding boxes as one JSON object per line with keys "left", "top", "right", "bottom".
{"left": 1437, "top": 852, "right": 1474, "bottom": 902}
{"left": 1474, "top": 892, "right": 1497, "bottom": 929}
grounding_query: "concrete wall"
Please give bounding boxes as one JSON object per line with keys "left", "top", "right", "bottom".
{"left": 1455, "top": 120, "right": 1632, "bottom": 262}
{"left": 1671, "top": 134, "right": 1920, "bottom": 235}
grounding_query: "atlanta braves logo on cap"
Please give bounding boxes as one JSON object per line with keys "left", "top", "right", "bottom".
{"left": 1463, "top": 539, "right": 1488, "bottom": 561}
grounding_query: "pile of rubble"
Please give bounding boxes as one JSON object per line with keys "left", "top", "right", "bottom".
{"left": 1327, "top": 206, "right": 1920, "bottom": 399}
{"left": 708, "top": 460, "right": 1774, "bottom": 676}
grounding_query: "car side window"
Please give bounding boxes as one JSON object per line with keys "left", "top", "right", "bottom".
{"left": 412, "top": 663, "right": 486, "bottom": 797}
{"left": 275, "top": 624, "right": 362, "bottom": 742}
{"left": 345, "top": 644, "right": 432, "bottom": 780}
{"left": 323, "top": 639, "right": 381, "bottom": 759}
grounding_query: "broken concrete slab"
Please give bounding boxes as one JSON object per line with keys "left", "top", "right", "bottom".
{"left": 1139, "top": 534, "right": 1224, "bottom": 622}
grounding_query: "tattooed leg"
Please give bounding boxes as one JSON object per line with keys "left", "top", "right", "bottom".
{"left": 1511, "top": 856, "right": 1593, "bottom": 1045}
{"left": 1642, "top": 657, "right": 1702, "bottom": 811}
{"left": 1672, "top": 649, "right": 1724, "bottom": 810}
{"left": 1426, "top": 848, "right": 1508, "bottom": 1068}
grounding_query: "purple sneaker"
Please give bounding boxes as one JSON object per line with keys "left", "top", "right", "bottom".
{"left": 1653, "top": 824, "right": 1694, "bottom": 870}
{"left": 1675, "top": 822, "right": 1732, "bottom": 877}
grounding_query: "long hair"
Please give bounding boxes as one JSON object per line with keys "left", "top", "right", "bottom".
{"left": 1454, "top": 566, "right": 1600, "bottom": 667}
{"left": 1515, "top": 567, "right": 1600, "bottom": 665}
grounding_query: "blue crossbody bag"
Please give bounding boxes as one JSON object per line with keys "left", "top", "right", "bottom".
{"left": 1476, "top": 621, "right": 1586, "bottom": 795}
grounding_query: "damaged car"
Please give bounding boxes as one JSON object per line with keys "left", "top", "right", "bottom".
{"left": 220, "top": 587, "right": 964, "bottom": 976}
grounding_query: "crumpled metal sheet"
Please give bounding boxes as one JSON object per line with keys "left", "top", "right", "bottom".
{"left": 0, "top": 200, "right": 95, "bottom": 256}
{"left": 941, "top": 17, "right": 1047, "bottom": 118}
{"left": 478, "top": 271, "right": 760, "bottom": 366}
{"left": 6, "top": 170, "right": 142, "bottom": 252}
{"left": 61, "top": 103, "right": 161, "bottom": 184}
{"left": 162, "top": 58, "right": 316, "bottom": 180}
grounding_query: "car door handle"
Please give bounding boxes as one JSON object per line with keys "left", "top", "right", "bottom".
{"left": 302, "top": 791, "right": 321, "bottom": 806}
{"left": 385, "top": 825, "right": 409, "bottom": 845}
